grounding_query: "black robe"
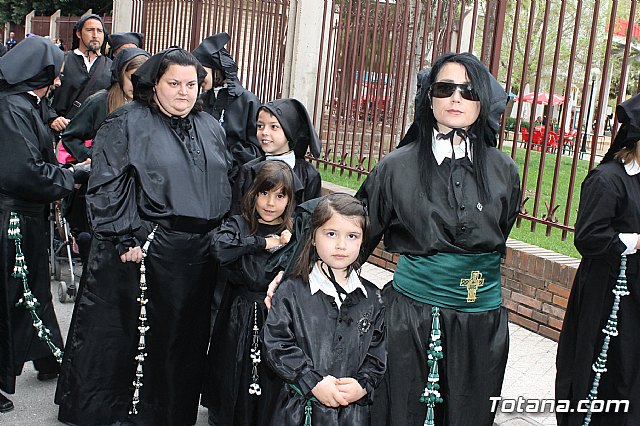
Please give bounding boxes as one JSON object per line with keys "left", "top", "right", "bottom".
{"left": 52, "top": 52, "right": 112, "bottom": 119}
{"left": 55, "top": 102, "right": 232, "bottom": 426}
{"left": 555, "top": 161, "right": 640, "bottom": 426}
{"left": 201, "top": 86, "right": 261, "bottom": 168}
{"left": 0, "top": 90, "right": 74, "bottom": 394}
{"left": 231, "top": 157, "right": 322, "bottom": 214}
{"left": 355, "top": 140, "right": 521, "bottom": 426}
{"left": 203, "top": 215, "right": 284, "bottom": 426}
{"left": 263, "top": 275, "right": 387, "bottom": 426}
{"left": 60, "top": 89, "right": 108, "bottom": 162}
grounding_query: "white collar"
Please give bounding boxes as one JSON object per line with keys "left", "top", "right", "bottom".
{"left": 624, "top": 159, "right": 640, "bottom": 176}
{"left": 266, "top": 150, "right": 296, "bottom": 169}
{"left": 26, "top": 91, "right": 41, "bottom": 104}
{"left": 74, "top": 48, "right": 101, "bottom": 71}
{"left": 432, "top": 129, "right": 472, "bottom": 165}
{"left": 309, "top": 264, "right": 367, "bottom": 309}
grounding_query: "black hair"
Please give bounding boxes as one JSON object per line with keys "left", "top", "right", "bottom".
{"left": 417, "top": 52, "right": 494, "bottom": 202}
{"left": 135, "top": 49, "right": 206, "bottom": 112}
{"left": 290, "top": 193, "right": 369, "bottom": 283}
{"left": 240, "top": 161, "right": 295, "bottom": 235}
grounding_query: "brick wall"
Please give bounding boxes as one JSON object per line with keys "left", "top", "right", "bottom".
{"left": 321, "top": 182, "right": 580, "bottom": 341}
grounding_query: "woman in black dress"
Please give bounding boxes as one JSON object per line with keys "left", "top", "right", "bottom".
{"left": 55, "top": 47, "right": 232, "bottom": 425}
{"left": 555, "top": 93, "right": 640, "bottom": 426}
{"left": 356, "top": 52, "right": 520, "bottom": 426}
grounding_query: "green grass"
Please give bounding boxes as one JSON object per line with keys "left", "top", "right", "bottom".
{"left": 317, "top": 146, "right": 589, "bottom": 259}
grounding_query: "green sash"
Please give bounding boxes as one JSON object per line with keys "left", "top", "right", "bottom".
{"left": 393, "top": 252, "right": 502, "bottom": 312}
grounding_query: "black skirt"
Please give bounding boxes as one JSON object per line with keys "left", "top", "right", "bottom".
{"left": 55, "top": 225, "right": 216, "bottom": 425}
{"left": 371, "top": 284, "right": 509, "bottom": 426}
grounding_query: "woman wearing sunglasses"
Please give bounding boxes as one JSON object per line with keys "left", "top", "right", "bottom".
{"left": 356, "top": 52, "right": 521, "bottom": 426}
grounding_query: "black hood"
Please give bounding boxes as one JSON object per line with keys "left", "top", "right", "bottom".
{"left": 260, "top": 99, "right": 322, "bottom": 159}
{"left": 193, "top": 33, "right": 243, "bottom": 96}
{"left": 0, "top": 36, "right": 64, "bottom": 93}
{"left": 110, "top": 47, "right": 150, "bottom": 85}
{"left": 108, "top": 32, "right": 144, "bottom": 57}
{"left": 602, "top": 93, "right": 640, "bottom": 164}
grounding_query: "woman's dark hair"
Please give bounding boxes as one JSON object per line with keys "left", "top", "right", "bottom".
{"left": 417, "top": 52, "right": 494, "bottom": 202}
{"left": 240, "top": 161, "right": 295, "bottom": 235}
{"left": 290, "top": 193, "right": 369, "bottom": 283}
{"left": 135, "top": 49, "right": 205, "bottom": 112}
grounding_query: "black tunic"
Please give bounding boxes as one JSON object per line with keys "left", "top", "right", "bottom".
{"left": 263, "top": 275, "right": 386, "bottom": 426}
{"left": 355, "top": 140, "right": 521, "bottom": 426}
{"left": 231, "top": 157, "right": 322, "bottom": 213}
{"left": 55, "top": 102, "right": 232, "bottom": 425}
{"left": 201, "top": 86, "right": 261, "bottom": 167}
{"left": 59, "top": 89, "right": 108, "bottom": 161}
{"left": 0, "top": 91, "right": 74, "bottom": 394}
{"left": 555, "top": 161, "right": 640, "bottom": 426}
{"left": 203, "top": 215, "right": 284, "bottom": 426}
{"left": 52, "top": 52, "right": 112, "bottom": 119}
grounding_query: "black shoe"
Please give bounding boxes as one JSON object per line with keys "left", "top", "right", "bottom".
{"left": 36, "top": 371, "right": 59, "bottom": 381}
{"left": 0, "top": 393, "right": 14, "bottom": 413}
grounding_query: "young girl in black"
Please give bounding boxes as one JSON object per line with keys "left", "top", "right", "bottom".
{"left": 203, "top": 160, "right": 295, "bottom": 426}
{"left": 263, "top": 193, "right": 387, "bottom": 425}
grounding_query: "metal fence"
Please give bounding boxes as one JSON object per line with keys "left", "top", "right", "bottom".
{"left": 313, "top": 0, "right": 640, "bottom": 237}
{"left": 131, "top": 0, "right": 290, "bottom": 102}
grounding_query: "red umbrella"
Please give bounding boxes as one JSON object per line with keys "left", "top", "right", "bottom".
{"left": 516, "top": 92, "right": 565, "bottom": 106}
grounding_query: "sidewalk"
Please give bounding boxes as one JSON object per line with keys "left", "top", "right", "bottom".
{"left": 3, "top": 262, "right": 558, "bottom": 425}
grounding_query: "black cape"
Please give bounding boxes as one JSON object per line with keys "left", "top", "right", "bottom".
{"left": 555, "top": 161, "right": 640, "bottom": 426}
{"left": 0, "top": 90, "right": 74, "bottom": 394}
{"left": 51, "top": 52, "right": 112, "bottom": 118}
{"left": 263, "top": 274, "right": 386, "bottom": 426}
{"left": 355, "top": 140, "right": 520, "bottom": 426}
{"left": 203, "top": 215, "right": 285, "bottom": 426}
{"left": 55, "top": 102, "right": 232, "bottom": 425}
{"left": 202, "top": 87, "right": 262, "bottom": 168}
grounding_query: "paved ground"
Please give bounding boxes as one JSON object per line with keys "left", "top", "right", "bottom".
{"left": 2, "top": 261, "right": 558, "bottom": 425}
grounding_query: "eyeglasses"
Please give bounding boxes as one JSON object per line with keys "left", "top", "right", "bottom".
{"left": 429, "top": 82, "right": 479, "bottom": 101}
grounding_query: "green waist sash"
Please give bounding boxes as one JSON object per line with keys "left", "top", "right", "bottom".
{"left": 393, "top": 252, "right": 502, "bottom": 312}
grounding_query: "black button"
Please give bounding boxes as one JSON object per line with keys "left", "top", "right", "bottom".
{"left": 196, "top": 150, "right": 201, "bottom": 154}
{"left": 460, "top": 205, "right": 465, "bottom": 210}
{"left": 455, "top": 181, "right": 461, "bottom": 186}
{"left": 461, "top": 226, "right": 466, "bottom": 231}
{"left": 338, "top": 335, "right": 342, "bottom": 341}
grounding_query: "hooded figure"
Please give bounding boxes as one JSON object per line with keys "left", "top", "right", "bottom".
{"left": 0, "top": 36, "right": 81, "bottom": 413}
{"left": 231, "top": 98, "right": 323, "bottom": 212}
{"left": 555, "top": 92, "right": 640, "bottom": 426}
{"left": 107, "top": 31, "right": 144, "bottom": 58}
{"left": 193, "top": 33, "right": 262, "bottom": 169}
{"left": 51, "top": 14, "right": 112, "bottom": 120}
{"left": 55, "top": 47, "right": 232, "bottom": 426}
{"left": 60, "top": 47, "right": 150, "bottom": 162}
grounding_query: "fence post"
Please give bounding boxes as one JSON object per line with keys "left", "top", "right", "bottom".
{"left": 112, "top": 0, "right": 134, "bottom": 32}
{"left": 281, "top": 0, "right": 329, "bottom": 120}
{"left": 50, "top": 10, "right": 61, "bottom": 40}
{"left": 25, "top": 10, "right": 35, "bottom": 35}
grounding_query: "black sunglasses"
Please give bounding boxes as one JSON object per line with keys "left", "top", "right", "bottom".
{"left": 429, "top": 82, "right": 479, "bottom": 101}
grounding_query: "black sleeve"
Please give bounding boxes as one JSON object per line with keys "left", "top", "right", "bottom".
{"left": 574, "top": 169, "right": 627, "bottom": 257}
{"left": 85, "top": 114, "right": 142, "bottom": 254}
{"left": 230, "top": 164, "right": 254, "bottom": 215}
{"left": 210, "top": 216, "right": 267, "bottom": 265}
{"left": 0, "top": 100, "right": 74, "bottom": 203}
{"left": 355, "top": 165, "right": 394, "bottom": 257}
{"left": 502, "top": 160, "right": 522, "bottom": 239}
{"left": 262, "top": 282, "right": 323, "bottom": 396}
{"left": 354, "top": 292, "right": 387, "bottom": 403}
{"left": 60, "top": 92, "right": 107, "bottom": 161}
